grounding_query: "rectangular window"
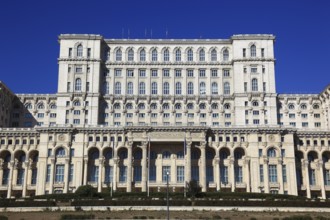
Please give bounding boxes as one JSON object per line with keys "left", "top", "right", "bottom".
{"left": 37, "top": 113, "right": 44, "bottom": 118}
{"left": 187, "top": 69, "right": 194, "bottom": 77}
{"left": 282, "top": 165, "right": 287, "bottom": 183}
{"left": 126, "top": 113, "right": 133, "bottom": 118}
{"left": 251, "top": 67, "right": 257, "bottom": 73}
{"left": 212, "top": 113, "right": 219, "bottom": 118}
{"left": 73, "top": 110, "right": 80, "bottom": 115}
{"left": 115, "top": 69, "right": 122, "bottom": 77}
{"left": 105, "top": 166, "right": 113, "bottom": 183}
{"left": 177, "top": 166, "right": 185, "bottom": 183}
{"left": 223, "top": 69, "right": 230, "bottom": 77}
{"left": 188, "top": 113, "right": 194, "bottom": 118}
{"left": 244, "top": 82, "right": 247, "bottom": 92}
{"left": 69, "top": 164, "right": 74, "bottom": 182}
{"left": 68, "top": 48, "right": 72, "bottom": 57}
{"left": 151, "top": 69, "right": 158, "bottom": 77}
{"left": 119, "top": 166, "right": 127, "bottom": 182}
{"left": 151, "top": 113, "right": 157, "bottom": 118}
{"left": 87, "top": 48, "right": 91, "bottom": 58}
{"left": 263, "top": 82, "right": 266, "bottom": 91}
{"left": 55, "top": 165, "right": 65, "bottom": 183}
{"left": 16, "top": 169, "right": 25, "bottom": 185}
{"left": 235, "top": 166, "right": 243, "bottom": 183}
{"left": 149, "top": 165, "right": 156, "bottom": 181}
{"left": 211, "top": 69, "right": 218, "bottom": 77}
{"left": 259, "top": 149, "right": 263, "bottom": 157}
{"left": 315, "top": 122, "right": 321, "bottom": 127}
{"left": 220, "top": 166, "right": 228, "bottom": 184}
{"left": 253, "top": 119, "right": 260, "bottom": 125}
{"left": 309, "top": 169, "right": 316, "bottom": 185}
{"left": 139, "top": 69, "right": 146, "bottom": 77}
{"left": 268, "top": 165, "right": 277, "bottom": 183}
{"left": 73, "top": 119, "right": 80, "bottom": 124}
{"left": 127, "top": 69, "right": 134, "bottom": 77}
{"left": 162, "top": 166, "right": 171, "bottom": 182}
{"left": 259, "top": 165, "right": 264, "bottom": 182}
{"left": 314, "top": 114, "right": 320, "bottom": 118}
{"left": 225, "top": 122, "right": 231, "bottom": 127}
{"left": 134, "top": 166, "right": 142, "bottom": 182}
{"left": 163, "top": 69, "right": 170, "bottom": 77}
{"left": 2, "top": 169, "right": 9, "bottom": 185}
{"left": 253, "top": 111, "right": 259, "bottom": 115}
{"left": 224, "top": 113, "right": 231, "bottom": 118}
{"left": 31, "top": 168, "right": 37, "bottom": 185}
{"left": 75, "top": 66, "right": 83, "bottom": 73}
{"left": 175, "top": 69, "right": 182, "bottom": 77}
{"left": 289, "top": 114, "right": 295, "bottom": 119}
{"left": 163, "top": 113, "right": 170, "bottom": 118}
{"left": 290, "top": 122, "right": 296, "bottom": 127}
{"left": 261, "top": 48, "right": 265, "bottom": 57}
{"left": 114, "top": 113, "right": 121, "bottom": 118}
{"left": 139, "top": 113, "right": 145, "bottom": 118}
{"left": 243, "top": 48, "right": 246, "bottom": 57}
{"left": 199, "top": 69, "right": 206, "bottom": 77}
{"left": 325, "top": 170, "right": 330, "bottom": 186}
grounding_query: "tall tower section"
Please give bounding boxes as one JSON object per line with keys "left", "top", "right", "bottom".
{"left": 56, "top": 34, "right": 104, "bottom": 125}
{"left": 231, "top": 35, "right": 278, "bottom": 126}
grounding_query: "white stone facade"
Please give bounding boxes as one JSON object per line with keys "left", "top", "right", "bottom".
{"left": 0, "top": 34, "right": 329, "bottom": 199}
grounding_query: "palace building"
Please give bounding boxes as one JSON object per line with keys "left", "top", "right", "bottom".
{"left": 0, "top": 34, "right": 330, "bottom": 199}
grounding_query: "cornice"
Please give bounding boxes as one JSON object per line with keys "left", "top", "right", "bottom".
{"left": 58, "top": 34, "right": 103, "bottom": 41}
{"left": 105, "top": 61, "right": 233, "bottom": 66}
{"left": 105, "top": 39, "right": 232, "bottom": 45}
{"left": 232, "top": 58, "right": 275, "bottom": 62}
{"left": 58, "top": 58, "right": 102, "bottom": 62}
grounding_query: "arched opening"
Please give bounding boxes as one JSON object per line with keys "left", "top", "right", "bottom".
{"left": 206, "top": 147, "right": 215, "bottom": 184}
{"left": 117, "top": 148, "right": 128, "bottom": 183}
{"left": 307, "top": 151, "right": 318, "bottom": 162}
{"left": 14, "top": 151, "right": 26, "bottom": 187}
{"left": 87, "top": 148, "right": 100, "bottom": 183}
{"left": 234, "top": 147, "right": 245, "bottom": 160}
{"left": 133, "top": 148, "right": 142, "bottom": 183}
{"left": 295, "top": 151, "right": 304, "bottom": 187}
{"left": 29, "top": 150, "right": 39, "bottom": 187}
{"left": 191, "top": 146, "right": 201, "bottom": 182}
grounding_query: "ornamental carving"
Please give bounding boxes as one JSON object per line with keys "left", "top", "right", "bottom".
{"left": 58, "top": 134, "right": 66, "bottom": 142}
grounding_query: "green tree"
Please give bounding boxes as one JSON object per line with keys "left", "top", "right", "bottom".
{"left": 187, "top": 180, "right": 201, "bottom": 198}
{"left": 75, "top": 185, "right": 98, "bottom": 198}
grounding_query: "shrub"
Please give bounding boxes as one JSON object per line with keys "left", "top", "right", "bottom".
{"left": 187, "top": 180, "right": 201, "bottom": 198}
{"left": 0, "top": 216, "right": 8, "bottom": 220}
{"left": 75, "top": 185, "right": 98, "bottom": 198}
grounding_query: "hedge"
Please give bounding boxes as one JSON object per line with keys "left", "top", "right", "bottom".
{"left": 0, "top": 200, "right": 56, "bottom": 207}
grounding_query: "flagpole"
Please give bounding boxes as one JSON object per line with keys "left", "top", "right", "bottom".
{"left": 147, "top": 136, "right": 151, "bottom": 197}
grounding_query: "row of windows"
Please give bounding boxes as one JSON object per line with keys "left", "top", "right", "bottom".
{"left": 105, "top": 69, "right": 231, "bottom": 78}
{"left": 279, "top": 103, "right": 320, "bottom": 111}
{"left": 279, "top": 113, "right": 321, "bottom": 119}
{"left": 101, "top": 81, "right": 231, "bottom": 95}
{"left": 24, "top": 103, "right": 57, "bottom": 110}
{"left": 107, "top": 47, "right": 230, "bottom": 62}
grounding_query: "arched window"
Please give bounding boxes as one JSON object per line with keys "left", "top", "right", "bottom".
{"left": 138, "top": 103, "right": 145, "bottom": 109}
{"left": 223, "top": 49, "right": 229, "bottom": 61}
{"left": 175, "top": 103, "right": 182, "bottom": 110}
{"left": 163, "top": 82, "right": 170, "bottom": 95}
{"left": 199, "top": 103, "right": 206, "bottom": 110}
{"left": 75, "top": 78, "right": 82, "bottom": 91}
{"left": 103, "top": 82, "right": 109, "bottom": 94}
{"left": 211, "top": 103, "right": 218, "bottom": 109}
{"left": 151, "top": 49, "right": 158, "bottom": 61}
{"left": 139, "top": 82, "right": 146, "bottom": 95}
{"left": 250, "top": 45, "right": 256, "bottom": 57}
{"left": 77, "top": 44, "right": 83, "bottom": 57}
{"left": 199, "top": 82, "right": 206, "bottom": 95}
{"left": 187, "top": 103, "right": 194, "bottom": 109}
{"left": 175, "top": 82, "right": 182, "bottom": 95}
{"left": 211, "top": 49, "right": 217, "bottom": 61}
{"left": 126, "top": 103, "right": 133, "bottom": 109}
{"left": 134, "top": 151, "right": 142, "bottom": 160}
{"left": 267, "top": 148, "right": 276, "bottom": 157}
{"left": 37, "top": 103, "right": 45, "bottom": 109}
{"left": 187, "top": 49, "right": 193, "bottom": 61}
{"left": 25, "top": 103, "right": 32, "bottom": 109}
{"left": 56, "top": 148, "right": 66, "bottom": 157}
{"left": 73, "top": 100, "right": 81, "bottom": 106}
{"left": 119, "top": 150, "right": 127, "bottom": 159}
{"left": 50, "top": 104, "right": 57, "bottom": 109}
{"left": 175, "top": 49, "right": 181, "bottom": 61}
{"left": 220, "top": 150, "right": 228, "bottom": 160}
{"left": 300, "top": 104, "right": 307, "bottom": 110}
{"left": 288, "top": 103, "right": 295, "bottom": 110}
{"left": 163, "top": 49, "right": 170, "bottom": 61}
{"left": 223, "top": 82, "right": 230, "bottom": 95}
{"left": 115, "top": 49, "right": 122, "bottom": 61}
{"left": 162, "top": 151, "right": 171, "bottom": 159}
{"left": 127, "top": 82, "right": 133, "bottom": 95}
{"left": 163, "top": 103, "right": 170, "bottom": 109}
{"left": 252, "top": 101, "right": 259, "bottom": 107}
{"left": 151, "top": 82, "right": 158, "bottom": 95}
{"left": 187, "top": 82, "right": 194, "bottom": 95}
{"left": 115, "top": 82, "right": 121, "bottom": 95}
{"left": 224, "top": 103, "right": 231, "bottom": 110}
{"left": 313, "top": 104, "right": 320, "bottom": 110}
{"left": 114, "top": 103, "right": 121, "bottom": 109}
{"left": 127, "top": 49, "right": 134, "bottom": 61}
{"left": 211, "top": 82, "right": 218, "bottom": 95}
{"left": 251, "top": 78, "right": 258, "bottom": 91}
{"left": 140, "top": 49, "right": 146, "bottom": 61}
{"left": 151, "top": 103, "right": 157, "bottom": 109}
{"left": 199, "top": 49, "right": 205, "bottom": 61}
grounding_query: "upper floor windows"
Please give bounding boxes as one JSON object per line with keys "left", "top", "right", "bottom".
{"left": 251, "top": 78, "right": 258, "bottom": 91}
{"left": 151, "top": 49, "right": 158, "bottom": 61}
{"left": 187, "top": 82, "right": 194, "bottom": 95}
{"left": 187, "top": 49, "right": 193, "bottom": 61}
{"left": 223, "top": 82, "right": 230, "bottom": 95}
{"left": 175, "top": 82, "right": 182, "bottom": 95}
{"left": 139, "top": 82, "right": 146, "bottom": 95}
{"left": 77, "top": 45, "right": 83, "bottom": 57}
{"left": 127, "top": 82, "right": 134, "bottom": 95}
{"left": 211, "top": 49, "right": 217, "bottom": 61}
{"left": 127, "top": 49, "right": 134, "bottom": 61}
{"left": 163, "top": 49, "right": 170, "bottom": 61}
{"left": 175, "top": 49, "right": 181, "bottom": 61}
{"left": 250, "top": 45, "right": 256, "bottom": 57}
{"left": 115, "top": 82, "right": 121, "bottom": 95}
{"left": 267, "top": 148, "right": 276, "bottom": 158}
{"left": 199, "top": 49, "right": 205, "bottom": 61}
{"left": 163, "top": 82, "right": 170, "bottom": 95}
{"left": 140, "top": 49, "right": 146, "bottom": 61}
{"left": 75, "top": 78, "right": 82, "bottom": 91}
{"left": 223, "top": 49, "right": 229, "bottom": 61}
{"left": 116, "top": 49, "right": 122, "bottom": 61}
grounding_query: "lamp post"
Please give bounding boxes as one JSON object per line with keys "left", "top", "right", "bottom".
{"left": 166, "top": 171, "right": 169, "bottom": 220}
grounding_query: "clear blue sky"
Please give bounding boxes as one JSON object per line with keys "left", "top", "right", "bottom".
{"left": 0, "top": 0, "right": 329, "bottom": 94}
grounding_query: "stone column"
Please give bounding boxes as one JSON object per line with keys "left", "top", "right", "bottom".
{"left": 127, "top": 144, "right": 133, "bottom": 192}
{"left": 22, "top": 161, "right": 29, "bottom": 197}
{"left": 185, "top": 142, "right": 192, "bottom": 185}
{"left": 83, "top": 158, "right": 88, "bottom": 185}
{"left": 141, "top": 144, "right": 147, "bottom": 192}
{"left": 245, "top": 157, "right": 251, "bottom": 192}
{"left": 113, "top": 158, "right": 118, "bottom": 191}
{"left": 0, "top": 160, "right": 3, "bottom": 186}
{"left": 199, "top": 143, "right": 207, "bottom": 192}
{"left": 278, "top": 159, "right": 284, "bottom": 194}
{"left": 214, "top": 157, "right": 220, "bottom": 191}
{"left": 264, "top": 159, "right": 269, "bottom": 193}
{"left": 230, "top": 158, "right": 235, "bottom": 192}
{"left": 98, "top": 158, "right": 104, "bottom": 193}
{"left": 49, "top": 158, "right": 55, "bottom": 194}
{"left": 318, "top": 161, "right": 326, "bottom": 199}
{"left": 304, "top": 160, "right": 311, "bottom": 198}
{"left": 7, "top": 161, "right": 15, "bottom": 198}
{"left": 64, "top": 158, "right": 70, "bottom": 193}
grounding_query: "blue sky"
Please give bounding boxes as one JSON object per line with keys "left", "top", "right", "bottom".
{"left": 0, "top": 0, "right": 329, "bottom": 94}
